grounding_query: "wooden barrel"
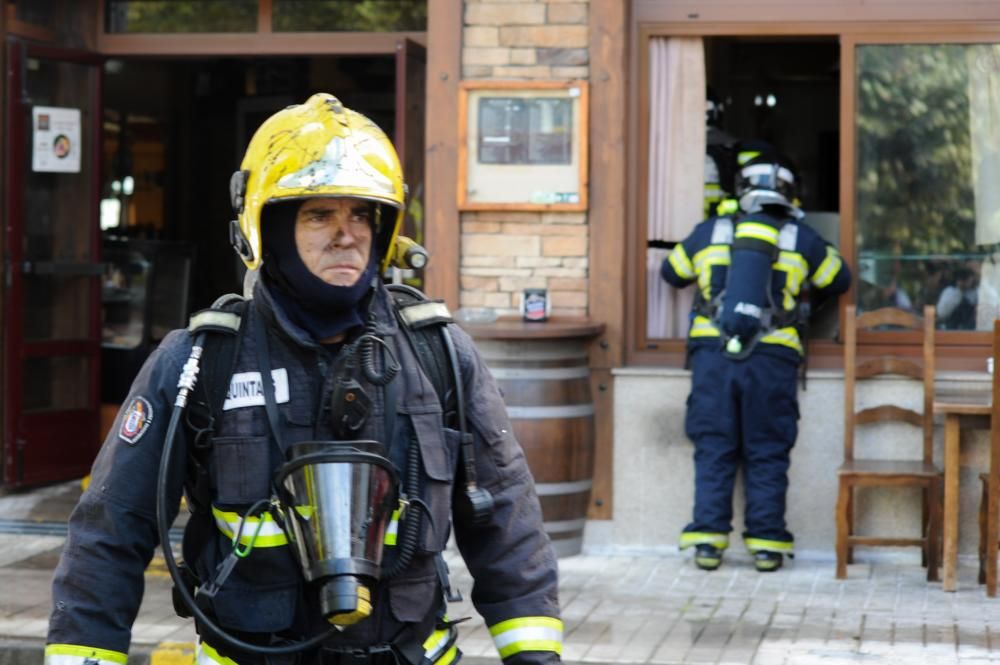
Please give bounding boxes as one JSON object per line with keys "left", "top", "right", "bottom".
{"left": 464, "top": 319, "right": 603, "bottom": 557}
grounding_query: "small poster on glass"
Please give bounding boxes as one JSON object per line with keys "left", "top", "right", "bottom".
{"left": 32, "top": 106, "right": 81, "bottom": 173}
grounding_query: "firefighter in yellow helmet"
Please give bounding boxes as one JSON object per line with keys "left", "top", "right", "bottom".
{"left": 47, "top": 94, "right": 563, "bottom": 665}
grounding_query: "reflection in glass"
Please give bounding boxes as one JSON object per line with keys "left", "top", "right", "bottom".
{"left": 25, "top": 276, "right": 93, "bottom": 342}
{"left": 16, "top": 0, "right": 56, "bottom": 26}
{"left": 101, "top": 249, "right": 150, "bottom": 349}
{"left": 273, "top": 0, "right": 427, "bottom": 32}
{"left": 105, "top": 0, "right": 257, "bottom": 33}
{"left": 478, "top": 98, "right": 572, "bottom": 165}
{"left": 855, "top": 44, "right": 1000, "bottom": 330}
{"left": 24, "top": 356, "right": 91, "bottom": 412}
{"left": 19, "top": 57, "right": 98, "bottom": 343}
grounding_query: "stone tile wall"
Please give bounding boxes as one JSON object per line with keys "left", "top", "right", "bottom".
{"left": 460, "top": 1, "right": 591, "bottom": 318}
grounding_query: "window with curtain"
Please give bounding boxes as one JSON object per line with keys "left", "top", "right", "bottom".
{"left": 645, "top": 37, "right": 705, "bottom": 340}
{"left": 855, "top": 43, "right": 1000, "bottom": 331}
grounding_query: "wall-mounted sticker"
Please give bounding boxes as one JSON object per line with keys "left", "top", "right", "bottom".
{"left": 32, "top": 106, "right": 81, "bottom": 173}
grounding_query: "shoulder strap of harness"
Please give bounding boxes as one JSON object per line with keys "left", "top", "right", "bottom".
{"left": 183, "top": 293, "right": 248, "bottom": 514}
{"left": 387, "top": 284, "right": 457, "bottom": 423}
{"left": 387, "top": 284, "right": 480, "bottom": 605}
{"left": 386, "top": 284, "right": 494, "bottom": 527}
{"left": 171, "top": 294, "right": 247, "bottom": 617}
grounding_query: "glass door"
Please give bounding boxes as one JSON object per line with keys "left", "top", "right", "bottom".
{"left": 3, "top": 42, "right": 103, "bottom": 487}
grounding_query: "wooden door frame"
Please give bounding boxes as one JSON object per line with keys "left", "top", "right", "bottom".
{"left": 89, "top": 0, "right": 461, "bottom": 309}
{"left": 3, "top": 41, "right": 104, "bottom": 486}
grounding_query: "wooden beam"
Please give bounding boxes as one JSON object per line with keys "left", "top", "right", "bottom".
{"left": 258, "top": 0, "right": 273, "bottom": 34}
{"left": 423, "top": 0, "right": 461, "bottom": 309}
{"left": 587, "top": 0, "right": 629, "bottom": 519}
{"left": 96, "top": 31, "right": 426, "bottom": 56}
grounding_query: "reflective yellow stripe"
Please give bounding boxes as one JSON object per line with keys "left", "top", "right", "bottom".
{"left": 690, "top": 316, "right": 720, "bottom": 338}
{"left": 737, "top": 150, "right": 761, "bottom": 166}
{"left": 45, "top": 645, "right": 128, "bottom": 665}
{"left": 212, "top": 506, "right": 288, "bottom": 547}
{"left": 775, "top": 251, "right": 808, "bottom": 290}
{"left": 679, "top": 532, "right": 730, "bottom": 550}
{"left": 760, "top": 327, "right": 803, "bottom": 354}
{"left": 668, "top": 245, "right": 695, "bottom": 280}
{"left": 692, "top": 245, "right": 730, "bottom": 273}
{"left": 745, "top": 537, "right": 794, "bottom": 554}
{"left": 434, "top": 645, "right": 458, "bottom": 665}
{"left": 489, "top": 617, "right": 563, "bottom": 659}
{"left": 423, "top": 625, "right": 459, "bottom": 665}
{"left": 692, "top": 246, "right": 730, "bottom": 298}
{"left": 384, "top": 507, "right": 401, "bottom": 546}
{"left": 734, "top": 222, "right": 779, "bottom": 245}
{"left": 198, "top": 642, "right": 239, "bottom": 665}
{"left": 771, "top": 263, "right": 797, "bottom": 310}
{"left": 812, "top": 247, "right": 843, "bottom": 288}
{"left": 718, "top": 199, "right": 740, "bottom": 215}
{"left": 772, "top": 254, "right": 807, "bottom": 311}
{"left": 423, "top": 627, "right": 451, "bottom": 653}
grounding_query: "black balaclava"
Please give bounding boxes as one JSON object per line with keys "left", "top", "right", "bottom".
{"left": 261, "top": 201, "right": 378, "bottom": 341}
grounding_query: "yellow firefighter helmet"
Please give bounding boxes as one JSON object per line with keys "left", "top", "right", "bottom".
{"left": 230, "top": 93, "right": 405, "bottom": 272}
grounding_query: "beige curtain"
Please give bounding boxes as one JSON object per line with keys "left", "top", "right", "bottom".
{"left": 646, "top": 37, "right": 706, "bottom": 339}
{"left": 968, "top": 45, "right": 1000, "bottom": 327}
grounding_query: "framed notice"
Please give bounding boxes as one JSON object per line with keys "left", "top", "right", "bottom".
{"left": 459, "top": 80, "right": 588, "bottom": 211}
{"left": 32, "top": 106, "right": 81, "bottom": 173}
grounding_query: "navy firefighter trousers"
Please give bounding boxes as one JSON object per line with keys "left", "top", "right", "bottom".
{"left": 683, "top": 345, "right": 800, "bottom": 547}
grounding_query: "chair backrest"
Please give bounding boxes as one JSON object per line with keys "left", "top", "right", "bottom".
{"left": 843, "top": 305, "right": 935, "bottom": 463}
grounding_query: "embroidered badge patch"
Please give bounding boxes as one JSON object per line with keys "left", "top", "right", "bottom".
{"left": 119, "top": 396, "right": 153, "bottom": 445}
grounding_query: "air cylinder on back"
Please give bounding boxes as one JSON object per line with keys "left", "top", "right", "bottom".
{"left": 717, "top": 217, "right": 780, "bottom": 346}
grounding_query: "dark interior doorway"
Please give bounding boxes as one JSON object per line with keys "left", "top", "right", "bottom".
{"left": 98, "top": 54, "right": 406, "bottom": 404}
{"left": 704, "top": 36, "right": 841, "bottom": 338}
{"left": 705, "top": 37, "right": 840, "bottom": 213}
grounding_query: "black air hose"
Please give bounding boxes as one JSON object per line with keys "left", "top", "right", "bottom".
{"left": 382, "top": 435, "right": 422, "bottom": 579}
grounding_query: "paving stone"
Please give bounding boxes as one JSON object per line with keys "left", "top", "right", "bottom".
{"left": 5, "top": 484, "right": 1000, "bottom": 664}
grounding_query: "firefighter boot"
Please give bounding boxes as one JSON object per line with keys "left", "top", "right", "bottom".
{"left": 754, "top": 550, "right": 783, "bottom": 572}
{"left": 694, "top": 544, "right": 723, "bottom": 571}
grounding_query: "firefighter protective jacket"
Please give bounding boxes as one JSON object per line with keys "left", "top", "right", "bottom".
{"left": 661, "top": 210, "right": 851, "bottom": 358}
{"left": 46, "top": 279, "right": 562, "bottom": 665}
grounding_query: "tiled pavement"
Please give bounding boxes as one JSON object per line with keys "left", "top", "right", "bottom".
{"left": 4, "top": 482, "right": 1000, "bottom": 664}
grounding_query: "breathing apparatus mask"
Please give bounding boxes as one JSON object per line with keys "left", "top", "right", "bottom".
{"left": 274, "top": 440, "right": 400, "bottom": 626}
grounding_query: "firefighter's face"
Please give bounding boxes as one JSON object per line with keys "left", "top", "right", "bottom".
{"left": 294, "top": 198, "right": 373, "bottom": 287}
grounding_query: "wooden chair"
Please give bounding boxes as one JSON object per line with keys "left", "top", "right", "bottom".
{"left": 835, "top": 305, "right": 941, "bottom": 581}
{"left": 976, "top": 318, "right": 1000, "bottom": 596}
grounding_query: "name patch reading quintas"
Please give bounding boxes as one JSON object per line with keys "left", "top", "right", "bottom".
{"left": 223, "top": 369, "right": 290, "bottom": 410}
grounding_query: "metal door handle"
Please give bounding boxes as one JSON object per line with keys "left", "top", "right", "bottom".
{"left": 21, "top": 260, "right": 106, "bottom": 276}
